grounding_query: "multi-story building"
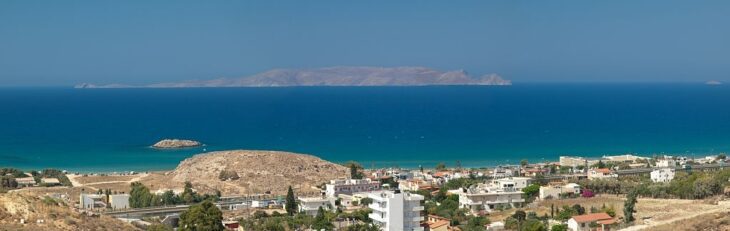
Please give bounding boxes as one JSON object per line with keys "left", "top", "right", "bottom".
{"left": 326, "top": 178, "right": 381, "bottom": 197}
{"left": 656, "top": 159, "right": 677, "bottom": 168}
{"left": 458, "top": 183, "right": 525, "bottom": 213}
{"left": 79, "top": 194, "right": 106, "bottom": 210}
{"left": 368, "top": 190, "right": 424, "bottom": 231}
{"left": 650, "top": 168, "right": 675, "bottom": 183}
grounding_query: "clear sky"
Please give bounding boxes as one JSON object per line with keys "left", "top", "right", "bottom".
{"left": 1, "top": 1, "right": 728, "bottom": 86}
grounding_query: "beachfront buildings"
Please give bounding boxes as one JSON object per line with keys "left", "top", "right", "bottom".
{"left": 458, "top": 182, "right": 525, "bottom": 213}
{"left": 567, "top": 213, "right": 615, "bottom": 231}
{"left": 602, "top": 154, "right": 645, "bottom": 163}
{"left": 325, "top": 178, "right": 381, "bottom": 197}
{"left": 109, "top": 194, "right": 130, "bottom": 210}
{"left": 368, "top": 190, "right": 424, "bottom": 231}
{"left": 656, "top": 159, "right": 677, "bottom": 168}
{"left": 296, "top": 196, "right": 336, "bottom": 216}
{"left": 650, "top": 168, "right": 675, "bottom": 183}
{"left": 539, "top": 183, "right": 581, "bottom": 200}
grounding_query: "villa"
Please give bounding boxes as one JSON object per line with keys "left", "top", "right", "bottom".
{"left": 539, "top": 183, "right": 581, "bottom": 200}
{"left": 650, "top": 168, "right": 675, "bottom": 183}
{"left": 567, "top": 212, "right": 615, "bottom": 231}
{"left": 325, "top": 178, "right": 381, "bottom": 197}
{"left": 458, "top": 182, "right": 525, "bottom": 213}
{"left": 295, "top": 196, "right": 336, "bottom": 216}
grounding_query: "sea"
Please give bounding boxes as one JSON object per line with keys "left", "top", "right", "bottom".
{"left": 1, "top": 83, "right": 729, "bottom": 172}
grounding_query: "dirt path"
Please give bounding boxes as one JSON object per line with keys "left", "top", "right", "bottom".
{"left": 620, "top": 200, "right": 730, "bottom": 231}
{"left": 66, "top": 173, "right": 148, "bottom": 191}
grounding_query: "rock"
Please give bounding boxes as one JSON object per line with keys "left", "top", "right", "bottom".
{"left": 152, "top": 139, "right": 202, "bottom": 148}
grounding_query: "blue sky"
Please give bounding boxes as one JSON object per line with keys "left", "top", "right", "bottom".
{"left": 0, "top": 1, "right": 728, "bottom": 86}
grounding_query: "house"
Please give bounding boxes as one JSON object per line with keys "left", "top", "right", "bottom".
{"left": 400, "top": 179, "right": 438, "bottom": 192}
{"left": 325, "top": 178, "right": 381, "bottom": 197}
{"left": 491, "top": 177, "right": 532, "bottom": 191}
{"left": 490, "top": 167, "right": 515, "bottom": 178}
{"left": 368, "top": 190, "right": 424, "bottom": 231}
{"left": 296, "top": 196, "right": 336, "bottom": 216}
{"left": 425, "top": 215, "right": 450, "bottom": 231}
{"left": 588, "top": 168, "right": 615, "bottom": 180}
{"left": 650, "top": 168, "right": 675, "bottom": 183}
{"left": 458, "top": 182, "right": 525, "bottom": 213}
{"left": 539, "top": 183, "right": 581, "bottom": 200}
{"left": 250, "top": 200, "right": 269, "bottom": 208}
{"left": 567, "top": 213, "right": 615, "bottom": 231}
{"left": 109, "top": 194, "right": 130, "bottom": 210}
{"left": 79, "top": 194, "right": 106, "bottom": 210}
{"left": 41, "top": 178, "right": 61, "bottom": 186}
{"left": 15, "top": 177, "right": 36, "bottom": 187}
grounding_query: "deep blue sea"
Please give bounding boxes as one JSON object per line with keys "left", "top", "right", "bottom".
{"left": 1, "top": 84, "right": 730, "bottom": 172}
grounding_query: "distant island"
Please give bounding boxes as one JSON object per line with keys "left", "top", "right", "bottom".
{"left": 75, "top": 66, "right": 511, "bottom": 88}
{"left": 152, "top": 139, "right": 202, "bottom": 149}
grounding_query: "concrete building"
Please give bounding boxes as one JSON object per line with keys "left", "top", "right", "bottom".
{"left": 539, "top": 183, "right": 581, "bottom": 200}
{"left": 368, "top": 190, "right": 424, "bottom": 231}
{"left": 602, "top": 154, "right": 645, "bottom": 162}
{"left": 41, "top": 178, "right": 61, "bottom": 186}
{"left": 79, "top": 194, "right": 106, "bottom": 210}
{"left": 458, "top": 183, "right": 525, "bottom": 213}
{"left": 560, "top": 156, "right": 598, "bottom": 168}
{"left": 650, "top": 168, "right": 675, "bottom": 183}
{"left": 567, "top": 213, "right": 614, "bottom": 231}
{"left": 109, "top": 194, "right": 130, "bottom": 210}
{"left": 296, "top": 196, "right": 336, "bottom": 216}
{"left": 656, "top": 159, "right": 677, "bottom": 168}
{"left": 588, "top": 168, "right": 616, "bottom": 180}
{"left": 15, "top": 177, "right": 36, "bottom": 187}
{"left": 325, "top": 178, "right": 381, "bottom": 197}
{"left": 491, "top": 177, "right": 532, "bottom": 191}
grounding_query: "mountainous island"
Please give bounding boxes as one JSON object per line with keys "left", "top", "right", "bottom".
{"left": 75, "top": 66, "right": 511, "bottom": 88}
{"left": 151, "top": 139, "right": 202, "bottom": 149}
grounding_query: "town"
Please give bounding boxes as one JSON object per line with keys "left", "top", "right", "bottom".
{"left": 2, "top": 152, "right": 730, "bottom": 231}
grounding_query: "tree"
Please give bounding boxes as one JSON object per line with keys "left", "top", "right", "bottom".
{"left": 345, "top": 161, "right": 364, "bottom": 179}
{"left": 129, "top": 182, "right": 153, "bottom": 208}
{"left": 436, "top": 162, "right": 447, "bottom": 171}
{"left": 344, "top": 223, "right": 379, "bottom": 231}
{"left": 550, "top": 224, "right": 568, "bottom": 231}
{"left": 522, "top": 184, "right": 540, "bottom": 202}
{"left": 512, "top": 210, "right": 527, "bottom": 223}
{"left": 147, "top": 224, "right": 174, "bottom": 231}
{"left": 312, "top": 207, "right": 334, "bottom": 230}
{"left": 359, "top": 197, "right": 373, "bottom": 206}
{"left": 520, "top": 159, "right": 529, "bottom": 167}
{"left": 179, "top": 200, "right": 224, "bottom": 231}
{"left": 623, "top": 189, "right": 638, "bottom": 223}
{"left": 285, "top": 186, "right": 297, "bottom": 216}
{"left": 571, "top": 204, "right": 585, "bottom": 215}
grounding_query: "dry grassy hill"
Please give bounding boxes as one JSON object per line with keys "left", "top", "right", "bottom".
{"left": 142, "top": 150, "right": 349, "bottom": 195}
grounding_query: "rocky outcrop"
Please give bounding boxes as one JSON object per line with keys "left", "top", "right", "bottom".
{"left": 75, "top": 66, "right": 512, "bottom": 88}
{"left": 158, "top": 150, "right": 348, "bottom": 195}
{"left": 152, "top": 139, "right": 202, "bottom": 148}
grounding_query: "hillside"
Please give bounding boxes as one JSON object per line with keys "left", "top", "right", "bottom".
{"left": 141, "top": 150, "right": 349, "bottom": 195}
{"left": 75, "top": 66, "right": 511, "bottom": 88}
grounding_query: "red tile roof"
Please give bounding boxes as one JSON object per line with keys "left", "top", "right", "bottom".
{"left": 571, "top": 213, "right": 613, "bottom": 223}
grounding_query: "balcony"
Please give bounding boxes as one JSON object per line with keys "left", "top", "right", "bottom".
{"left": 411, "top": 206, "right": 424, "bottom": 211}
{"left": 410, "top": 216, "right": 424, "bottom": 222}
{"left": 368, "top": 213, "right": 387, "bottom": 223}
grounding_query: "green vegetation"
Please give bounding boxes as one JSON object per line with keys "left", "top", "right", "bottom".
{"left": 129, "top": 181, "right": 219, "bottom": 208}
{"left": 179, "top": 200, "right": 224, "bottom": 231}
{"left": 578, "top": 169, "right": 730, "bottom": 199}
{"left": 312, "top": 207, "right": 335, "bottom": 230}
{"left": 343, "top": 223, "right": 379, "bottom": 231}
{"left": 623, "top": 189, "right": 637, "bottom": 224}
{"left": 522, "top": 183, "right": 540, "bottom": 202}
{"left": 285, "top": 186, "right": 297, "bottom": 216}
{"left": 359, "top": 197, "right": 373, "bottom": 206}
{"left": 345, "top": 161, "right": 364, "bottom": 179}
{"left": 504, "top": 210, "right": 548, "bottom": 231}
{"left": 550, "top": 224, "right": 568, "bottom": 231}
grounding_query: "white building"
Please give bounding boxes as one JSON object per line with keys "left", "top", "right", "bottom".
{"left": 458, "top": 183, "right": 525, "bottom": 213}
{"left": 602, "top": 154, "right": 645, "bottom": 162}
{"left": 656, "top": 159, "right": 677, "bottom": 168}
{"left": 539, "top": 183, "right": 581, "bottom": 200}
{"left": 109, "top": 194, "right": 130, "bottom": 210}
{"left": 567, "top": 213, "right": 614, "bottom": 231}
{"left": 296, "top": 196, "right": 336, "bottom": 216}
{"left": 326, "top": 178, "right": 381, "bottom": 197}
{"left": 650, "top": 168, "right": 675, "bottom": 183}
{"left": 368, "top": 190, "right": 424, "bottom": 231}
{"left": 587, "top": 168, "right": 616, "bottom": 180}
{"left": 491, "top": 177, "right": 532, "bottom": 191}
{"left": 250, "top": 200, "right": 269, "bottom": 208}
{"left": 79, "top": 194, "right": 106, "bottom": 210}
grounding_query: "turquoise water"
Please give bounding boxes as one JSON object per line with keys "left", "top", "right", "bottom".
{"left": 1, "top": 84, "right": 730, "bottom": 172}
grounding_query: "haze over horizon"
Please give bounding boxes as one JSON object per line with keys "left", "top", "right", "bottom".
{"left": 1, "top": 1, "right": 729, "bottom": 86}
